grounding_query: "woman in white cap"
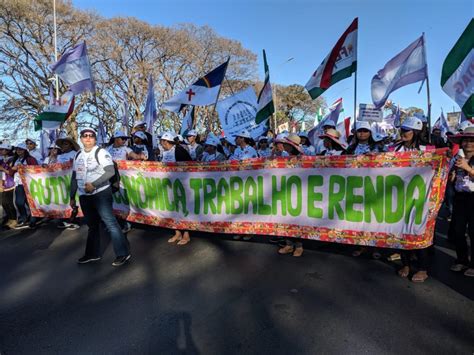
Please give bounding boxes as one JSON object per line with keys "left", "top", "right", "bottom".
{"left": 233, "top": 130, "right": 258, "bottom": 160}
{"left": 131, "top": 131, "right": 152, "bottom": 161}
{"left": 392, "top": 117, "right": 430, "bottom": 282}
{"left": 277, "top": 134, "right": 305, "bottom": 257}
{"left": 200, "top": 137, "right": 226, "bottom": 162}
{"left": 271, "top": 133, "right": 290, "bottom": 158}
{"left": 25, "top": 138, "right": 43, "bottom": 164}
{"left": 298, "top": 132, "right": 316, "bottom": 156}
{"left": 447, "top": 127, "right": 474, "bottom": 277}
{"left": 185, "top": 130, "right": 204, "bottom": 161}
{"left": 391, "top": 116, "right": 425, "bottom": 152}
{"left": 160, "top": 132, "right": 193, "bottom": 245}
{"left": 256, "top": 136, "right": 272, "bottom": 158}
{"left": 0, "top": 143, "right": 17, "bottom": 228}
{"left": 318, "top": 129, "right": 347, "bottom": 156}
{"left": 8, "top": 143, "right": 39, "bottom": 229}
{"left": 43, "top": 144, "right": 62, "bottom": 165}
{"left": 346, "top": 121, "right": 386, "bottom": 155}
{"left": 107, "top": 131, "right": 146, "bottom": 161}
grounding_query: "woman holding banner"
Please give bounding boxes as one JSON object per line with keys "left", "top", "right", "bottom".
{"left": 0, "top": 143, "right": 16, "bottom": 229}
{"left": 392, "top": 117, "right": 430, "bottom": 282}
{"left": 448, "top": 127, "right": 474, "bottom": 277}
{"left": 8, "top": 143, "right": 38, "bottom": 229}
{"left": 161, "top": 132, "right": 193, "bottom": 246}
{"left": 277, "top": 134, "right": 305, "bottom": 257}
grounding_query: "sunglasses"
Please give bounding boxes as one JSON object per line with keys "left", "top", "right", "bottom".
{"left": 81, "top": 134, "right": 96, "bottom": 138}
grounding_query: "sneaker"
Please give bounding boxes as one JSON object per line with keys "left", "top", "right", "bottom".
{"left": 77, "top": 256, "right": 101, "bottom": 264}
{"left": 233, "top": 235, "right": 241, "bottom": 240}
{"left": 57, "top": 221, "right": 71, "bottom": 229}
{"left": 121, "top": 224, "right": 131, "bottom": 234}
{"left": 14, "top": 222, "right": 30, "bottom": 230}
{"left": 243, "top": 235, "right": 252, "bottom": 241}
{"left": 66, "top": 223, "right": 80, "bottom": 230}
{"left": 463, "top": 268, "right": 474, "bottom": 277}
{"left": 269, "top": 236, "right": 284, "bottom": 243}
{"left": 112, "top": 255, "right": 131, "bottom": 267}
{"left": 450, "top": 264, "right": 468, "bottom": 272}
{"left": 387, "top": 253, "right": 401, "bottom": 261}
{"left": 28, "top": 222, "right": 37, "bottom": 229}
{"left": 6, "top": 219, "right": 17, "bottom": 229}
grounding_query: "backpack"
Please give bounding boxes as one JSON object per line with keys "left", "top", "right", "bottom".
{"left": 75, "top": 148, "right": 121, "bottom": 193}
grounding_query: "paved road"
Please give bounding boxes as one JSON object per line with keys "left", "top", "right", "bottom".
{"left": 0, "top": 220, "right": 473, "bottom": 354}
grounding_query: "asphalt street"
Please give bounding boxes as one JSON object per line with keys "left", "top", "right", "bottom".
{"left": 0, "top": 218, "right": 473, "bottom": 354}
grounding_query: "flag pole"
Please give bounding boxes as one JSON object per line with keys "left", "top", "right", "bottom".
{"left": 52, "top": 0, "right": 59, "bottom": 101}
{"left": 353, "top": 69, "right": 357, "bottom": 122}
{"left": 423, "top": 33, "right": 432, "bottom": 144}
{"left": 209, "top": 57, "right": 230, "bottom": 133}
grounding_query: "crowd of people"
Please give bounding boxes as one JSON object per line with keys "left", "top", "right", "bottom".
{"left": 0, "top": 117, "right": 473, "bottom": 279}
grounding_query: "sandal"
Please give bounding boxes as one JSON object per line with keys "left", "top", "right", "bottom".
{"left": 168, "top": 230, "right": 182, "bottom": 243}
{"left": 293, "top": 247, "right": 303, "bottom": 257}
{"left": 411, "top": 271, "right": 428, "bottom": 283}
{"left": 177, "top": 232, "right": 190, "bottom": 246}
{"left": 398, "top": 266, "right": 410, "bottom": 278}
{"left": 278, "top": 245, "right": 294, "bottom": 255}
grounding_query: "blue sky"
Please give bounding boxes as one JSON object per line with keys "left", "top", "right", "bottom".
{"left": 74, "top": 0, "right": 472, "bottom": 123}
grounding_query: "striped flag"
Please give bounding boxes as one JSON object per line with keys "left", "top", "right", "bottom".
{"left": 255, "top": 50, "right": 275, "bottom": 124}
{"left": 305, "top": 18, "right": 358, "bottom": 100}
{"left": 180, "top": 106, "right": 195, "bottom": 136}
{"left": 163, "top": 59, "right": 229, "bottom": 112}
{"left": 441, "top": 19, "right": 473, "bottom": 118}
{"left": 34, "top": 91, "right": 74, "bottom": 131}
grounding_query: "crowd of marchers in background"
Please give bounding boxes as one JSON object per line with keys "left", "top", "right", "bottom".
{"left": 0, "top": 117, "right": 473, "bottom": 276}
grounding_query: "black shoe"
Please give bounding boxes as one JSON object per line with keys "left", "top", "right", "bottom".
{"left": 28, "top": 222, "right": 37, "bottom": 229}
{"left": 269, "top": 236, "right": 284, "bottom": 243}
{"left": 112, "top": 255, "right": 131, "bottom": 267}
{"left": 77, "top": 256, "right": 101, "bottom": 264}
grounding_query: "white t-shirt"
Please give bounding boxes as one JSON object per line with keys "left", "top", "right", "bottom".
{"left": 57, "top": 150, "right": 77, "bottom": 164}
{"left": 73, "top": 146, "right": 114, "bottom": 196}
{"left": 302, "top": 145, "right": 316, "bottom": 156}
{"left": 188, "top": 143, "right": 201, "bottom": 161}
{"left": 161, "top": 146, "right": 176, "bottom": 163}
{"left": 258, "top": 148, "right": 272, "bottom": 158}
{"left": 106, "top": 145, "right": 133, "bottom": 161}
{"left": 29, "top": 149, "right": 43, "bottom": 164}
{"left": 234, "top": 145, "right": 258, "bottom": 160}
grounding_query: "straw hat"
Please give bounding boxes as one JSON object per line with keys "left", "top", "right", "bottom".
{"left": 319, "top": 128, "right": 347, "bottom": 149}
{"left": 448, "top": 127, "right": 474, "bottom": 144}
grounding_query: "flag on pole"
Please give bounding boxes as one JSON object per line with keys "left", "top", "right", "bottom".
{"left": 336, "top": 117, "right": 351, "bottom": 142}
{"left": 34, "top": 91, "right": 74, "bottom": 131}
{"left": 255, "top": 50, "right": 275, "bottom": 124}
{"left": 39, "top": 130, "right": 50, "bottom": 160}
{"left": 371, "top": 36, "right": 427, "bottom": 109}
{"left": 439, "top": 111, "right": 451, "bottom": 137}
{"left": 162, "top": 59, "right": 229, "bottom": 112}
{"left": 120, "top": 97, "right": 129, "bottom": 134}
{"left": 305, "top": 18, "right": 358, "bottom": 100}
{"left": 441, "top": 19, "right": 473, "bottom": 118}
{"left": 143, "top": 74, "right": 157, "bottom": 134}
{"left": 97, "top": 120, "right": 107, "bottom": 145}
{"left": 180, "top": 106, "right": 195, "bottom": 136}
{"left": 307, "top": 98, "right": 343, "bottom": 145}
{"left": 50, "top": 42, "right": 95, "bottom": 95}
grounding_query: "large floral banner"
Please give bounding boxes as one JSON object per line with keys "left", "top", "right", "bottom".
{"left": 20, "top": 150, "right": 449, "bottom": 249}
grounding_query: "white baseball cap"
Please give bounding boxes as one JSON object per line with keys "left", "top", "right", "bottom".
{"left": 186, "top": 129, "right": 197, "bottom": 137}
{"left": 401, "top": 117, "right": 423, "bottom": 131}
{"left": 355, "top": 121, "right": 371, "bottom": 131}
{"left": 458, "top": 120, "right": 473, "bottom": 132}
{"left": 160, "top": 132, "right": 176, "bottom": 142}
{"left": 132, "top": 131, "right": 148, "bottom": 141}
{"left": 233, "top": 130, "right": 252, "bottom": 139}
{"left": 133, "top": 120, "right": 146, "bottom": 128}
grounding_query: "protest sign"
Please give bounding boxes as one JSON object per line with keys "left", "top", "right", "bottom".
{"left": 20, "top": 150, "right": 449, "bottom": 249}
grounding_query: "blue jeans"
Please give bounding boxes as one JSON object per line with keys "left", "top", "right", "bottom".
{"left": 15, "top": 185, "right": 28, "bottom": 223}
{"left": 79, "top": 187, "right": 130, "bottom": 258}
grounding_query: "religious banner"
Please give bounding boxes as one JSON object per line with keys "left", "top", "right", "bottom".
{"left": 20, "top": 150, "right": 449, "bottom": 250}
